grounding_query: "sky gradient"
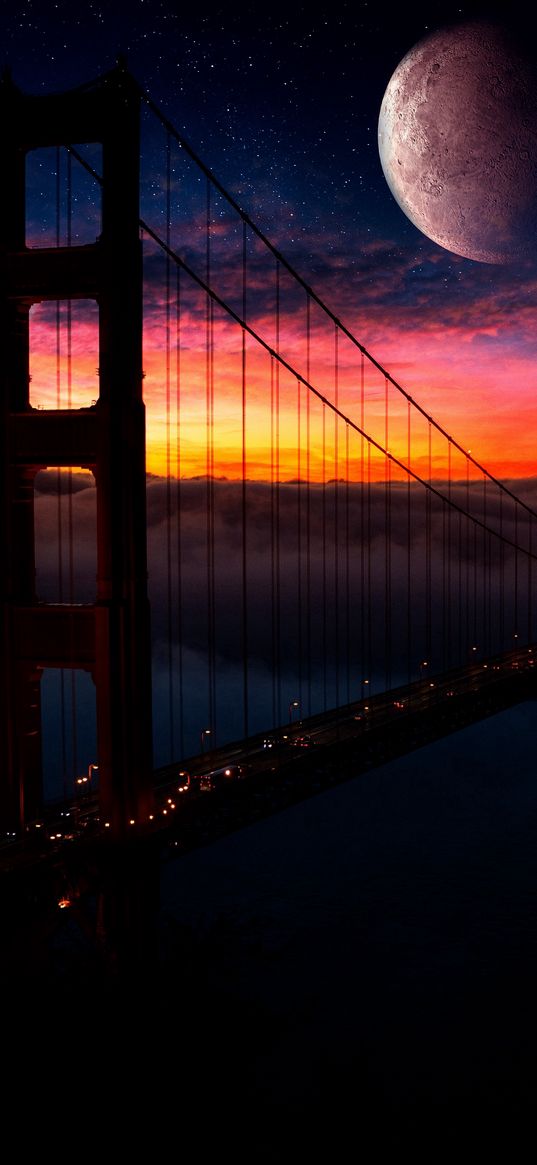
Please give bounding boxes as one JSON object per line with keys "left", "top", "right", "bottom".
{"left": 4, "top": 1, "right": 537, "bottom": 480}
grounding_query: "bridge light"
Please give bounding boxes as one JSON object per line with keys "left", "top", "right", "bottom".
{"left": 289, "top": 699, "right": 300, "bottom": 723}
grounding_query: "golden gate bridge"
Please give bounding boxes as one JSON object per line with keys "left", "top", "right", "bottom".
{"left": 1, "top": 63, "right": 535, "bottom": 855}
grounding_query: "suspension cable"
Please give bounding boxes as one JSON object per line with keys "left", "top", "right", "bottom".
{"left": 66, "top": 135, "right": 537, "bottom": 522}
{"left": 140, "top": 218, "right": 537, "bottom": 562}
{"left": 136, "top": 95, "right": 537, "bottom": 523}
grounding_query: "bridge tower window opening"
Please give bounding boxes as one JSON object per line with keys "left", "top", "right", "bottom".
{"left": 40, "top": 667, "right": 97, "bottom": 806}
{"left": 29, "top": 299, "right": 99, "bottom": 411}
{"left": 25, "top": 144, "right": 102, "bottom": 250}
{"left": 33, "top": 467, "right": 97, "bottom": 604}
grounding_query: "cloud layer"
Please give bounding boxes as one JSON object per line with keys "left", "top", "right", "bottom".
{"left": 33, "top": 471, "right": 537, "bottom": 772}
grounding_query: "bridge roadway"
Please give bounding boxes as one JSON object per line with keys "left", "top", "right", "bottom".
{"left": 1, "top": 642, "right": 535, "bottom": 877}
{"left": 152, "top": 642, "right": 536, "bottom": 854}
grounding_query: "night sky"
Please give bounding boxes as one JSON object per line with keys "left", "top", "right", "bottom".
{"left": 3, "top": 1, "right": 537, "bottom": 475}
{"left": 4, "top": 17, "right": 537, "bottom": 1137}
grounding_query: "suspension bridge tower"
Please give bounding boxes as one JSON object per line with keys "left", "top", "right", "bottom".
{"left": 0, "top": 65, "right": 153, "bottom": 833}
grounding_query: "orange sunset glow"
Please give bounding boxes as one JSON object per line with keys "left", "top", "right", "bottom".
{"left": 29, "top": 279, "right": 537, "bottom": 484}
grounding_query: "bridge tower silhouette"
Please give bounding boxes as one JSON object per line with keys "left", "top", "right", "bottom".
{"left": 0, "top": 66, "right": 153, "bottom": 833}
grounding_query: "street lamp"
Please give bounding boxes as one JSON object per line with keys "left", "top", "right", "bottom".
{"left": 419, "top": 660, "right": 428, "bottom": 681}
{"left": 200, "top": 728, "right": 211, "bottom": 753}
{"left": 286, "top": 694, "right": 298, "bottom": 722}
{"left": 76, "top": 762, "right": 99, "bottom": 788}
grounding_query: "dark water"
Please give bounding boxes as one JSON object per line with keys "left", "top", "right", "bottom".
{"left": 9, "top": 701, "right": 536, "bottom": 1156}
{"left": 157, "top": 700, "right": 537, "bottom": 1155}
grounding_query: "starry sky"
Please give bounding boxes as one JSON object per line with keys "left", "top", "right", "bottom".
{"left": 3, "top": 0, "right": 537, "bottom": 479}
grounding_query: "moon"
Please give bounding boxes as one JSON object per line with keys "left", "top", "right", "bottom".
{"left": 378, "top": 22, "right": 537, "bottom": 264}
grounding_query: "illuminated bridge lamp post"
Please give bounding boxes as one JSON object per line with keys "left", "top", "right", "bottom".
{"left": 200, "top": 728, "right": 211, "bottom": 754}
{"left": 361, "top": 678, "right": 369, "bottom": 703}
{"left": 419, "top": 660, "right": 429, "bottom": 682}
{"left": 75, "top": 762, "right": 99, "bottom": 789}
{"left": 289, "top": 700, "right": 300, "bottom": 725}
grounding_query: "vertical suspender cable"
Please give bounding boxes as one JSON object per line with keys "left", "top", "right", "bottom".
{"left": 175, "top": 266, "right": 185, "bottom": 758}
{"left": 270, "top": 351, "right": 277, "bottom": 727}
{"left": 56, "top": 147, "right": 67, "bottom": 797}
{"left": 384, "top": 376, "right": 391, "bottom": 691}
{"left": 322, "top": 402, "right": 327, "bottom": 709}
{"left": 297, "top": 377, "right": 302, "bottom": 712}
{"left": 499, "top": 489, "right": 505, "bottom": 651}
{"left": 465, "top": 456, "right": 471, "bottom": 652}
{"left": 241, "top": 219, "right": 249, "bottom": 739}
{"left": 458, "top": 510, "right": 463, "bottom": 666}
{"left": 334, "top": 326, "right": 340, "bottom": 710}
{"left": 482, "top": 473, "right": 487, "bottom": 655}
{"left": 528, "top": 515, "right": 533, "bottom": 644}
{"left": 367, "top": 441, "right": 372, "bottom": 693}
{"left": 345, "top": 421, "right": 350, "bottom": 706}
{"left": 306, "top": 296, "right": 312, "bottom": 716}
{"left": 514, "top": 499, "right": 519, "bottom": 641}
{"left": 425, "top": 421, "right": 432, "bottom": 666}
{"left": 205, "top": 179, "right": 216, "bottom": 742}
{"left": 165, "top": 132, "right": 174, "bottom": 759}
{"left": 407, "top": 400, "right": 412, "bottom": 691}
{"left": 441, "top": 494, "right": 447, "bottom": 673}
{"left": 275, "top": 264, "right": 281, "bottom": 725}
{"left": 440, "top": 437, "right": 447, "bottom": 672}
{"left": 473, "top": 514, "right": 478, "bottom": 650}
{"left": 447, "top": 440, "right": 452, "bottom": 668}
{"left": 66, "top": 148, "right": 78, "bottom": 786}
{"left": 360, "top": 354, "right": 365, "bottom": 690}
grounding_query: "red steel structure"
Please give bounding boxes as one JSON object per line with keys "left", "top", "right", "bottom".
{"left": 0, "top": 64, "right": 153, "bottom": 833}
